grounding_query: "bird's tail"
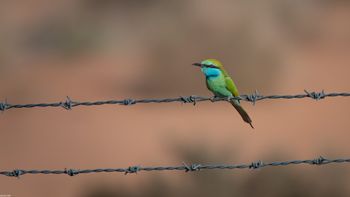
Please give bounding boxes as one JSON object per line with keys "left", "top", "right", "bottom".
{"left": 230, "top": 100, "right": 254, "bottom": 129}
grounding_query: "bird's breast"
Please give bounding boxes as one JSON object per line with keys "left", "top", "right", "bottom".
{"left": 206, "top": 75, "right": 226, "bottom": 88}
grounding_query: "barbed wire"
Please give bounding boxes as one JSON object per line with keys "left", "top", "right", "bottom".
{"left": 1, "top": 90, "right": 349, "bottom": 112}
{"left": 1, "top": 156, "right": 349, "bottom": 177}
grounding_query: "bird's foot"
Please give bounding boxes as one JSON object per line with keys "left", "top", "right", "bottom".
{"left": 210, "top": 96, "right": 219, "bottom": 102}
{"left": 227, "top": 96, "right": 234, "bottom": 102}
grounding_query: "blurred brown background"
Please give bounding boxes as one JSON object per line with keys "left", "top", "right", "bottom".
{"left": 1, "top": 0, "right": 350, "bottom": 196}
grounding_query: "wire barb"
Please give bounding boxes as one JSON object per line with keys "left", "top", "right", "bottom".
{"left": 312, "top": 156, "right": 326, "bottom": 165}
{"left": 6, "top": 169, "right": 24, "bottom": 178}
{"left": 1, "top": 156, "right": 350, "bottom": 178}
{"left": 183, "top": 162, "right": 201, "bottom": 172}
{"left": 122, "top": 99, "right": 136, "bottom": 106}
{"left": 249, "top": 161, "right": 264, "bottom": 169}
{"left": 180, "top": 96, "right": 197, "bottom": 105}
{"left": 304, "top": 90, "right": 326, "bottom": 100}
{"left": 0, "top": 101, "right": 8, "bottom": 112}
{"left": 125, "top": 166, "right": 140, "bottom": 175}
{"left": 245, "top": 90, "right": 261, "bottom": 105}
{"left": 65, "top": 168, "right": 79, "bottom": 176}
{"left": 61, "top": 96, "right": 73, "bottom": 110}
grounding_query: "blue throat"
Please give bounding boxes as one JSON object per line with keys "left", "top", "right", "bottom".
{"left": 202, "top": 67, "right": 221, "bottom": 78}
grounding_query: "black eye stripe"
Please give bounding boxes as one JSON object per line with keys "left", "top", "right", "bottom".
{"left": 203, "top": 64, "right": 217, "bottom": 68}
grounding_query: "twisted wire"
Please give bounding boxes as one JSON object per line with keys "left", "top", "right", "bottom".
{"left": 1, "top": 156, "right": 349, "bottom": 177}
{"left": 1, "top": 90, "right": 349, "bottom": 111}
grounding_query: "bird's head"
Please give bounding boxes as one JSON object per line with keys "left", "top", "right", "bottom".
{"left": 192, "top": 59, "right": 225, "bottom": 77}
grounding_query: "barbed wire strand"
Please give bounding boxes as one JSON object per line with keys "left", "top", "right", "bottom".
{"left": 1, "top": 90, "right": 350, "bottom": 112}
{"left": 1, "top": 156, "right": 350, "bottom": 177}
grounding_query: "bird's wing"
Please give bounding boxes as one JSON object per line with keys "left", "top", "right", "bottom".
{"left": 225, "top": 76, "right": 240, "bottom": 97}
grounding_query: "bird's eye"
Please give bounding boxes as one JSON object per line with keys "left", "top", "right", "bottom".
{"left": 207, "top": 64, "right": 217, "bottom": 68}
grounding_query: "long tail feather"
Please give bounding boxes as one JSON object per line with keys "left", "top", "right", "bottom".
{"left": 230, "top": 100, "right": 254, "bottom": 128}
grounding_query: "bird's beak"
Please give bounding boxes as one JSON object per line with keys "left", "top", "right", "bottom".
{"left": 192, "top": 63, "right": 202, "bottom": 67}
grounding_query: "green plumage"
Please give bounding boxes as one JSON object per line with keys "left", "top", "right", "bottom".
{"left": 195, "top": 59, "right": 253, "bottom": 128}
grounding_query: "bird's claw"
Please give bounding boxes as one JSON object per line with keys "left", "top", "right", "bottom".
{"left": 210, "top": 96, "right": 218, "bottom": 102}
{"left": 227, "top": 96, "right": 234, "bottom": 102}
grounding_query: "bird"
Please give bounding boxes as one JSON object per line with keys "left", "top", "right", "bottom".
{"left": 192, "top": 59, "right": 253, "bottom": 128}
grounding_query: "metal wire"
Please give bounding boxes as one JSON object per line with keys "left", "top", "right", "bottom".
{"left": 1, "top": 156, "right": 349, "bottom": 177}
{"left": 1, "top": 91, "right": 349, "bottom": 178}
{"left": 1, "top": 90, "right": 350, "bottom": 111}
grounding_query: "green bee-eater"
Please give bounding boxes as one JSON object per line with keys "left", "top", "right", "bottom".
{"left": 193, "top": 59, "right": 253, "bottom": 128}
